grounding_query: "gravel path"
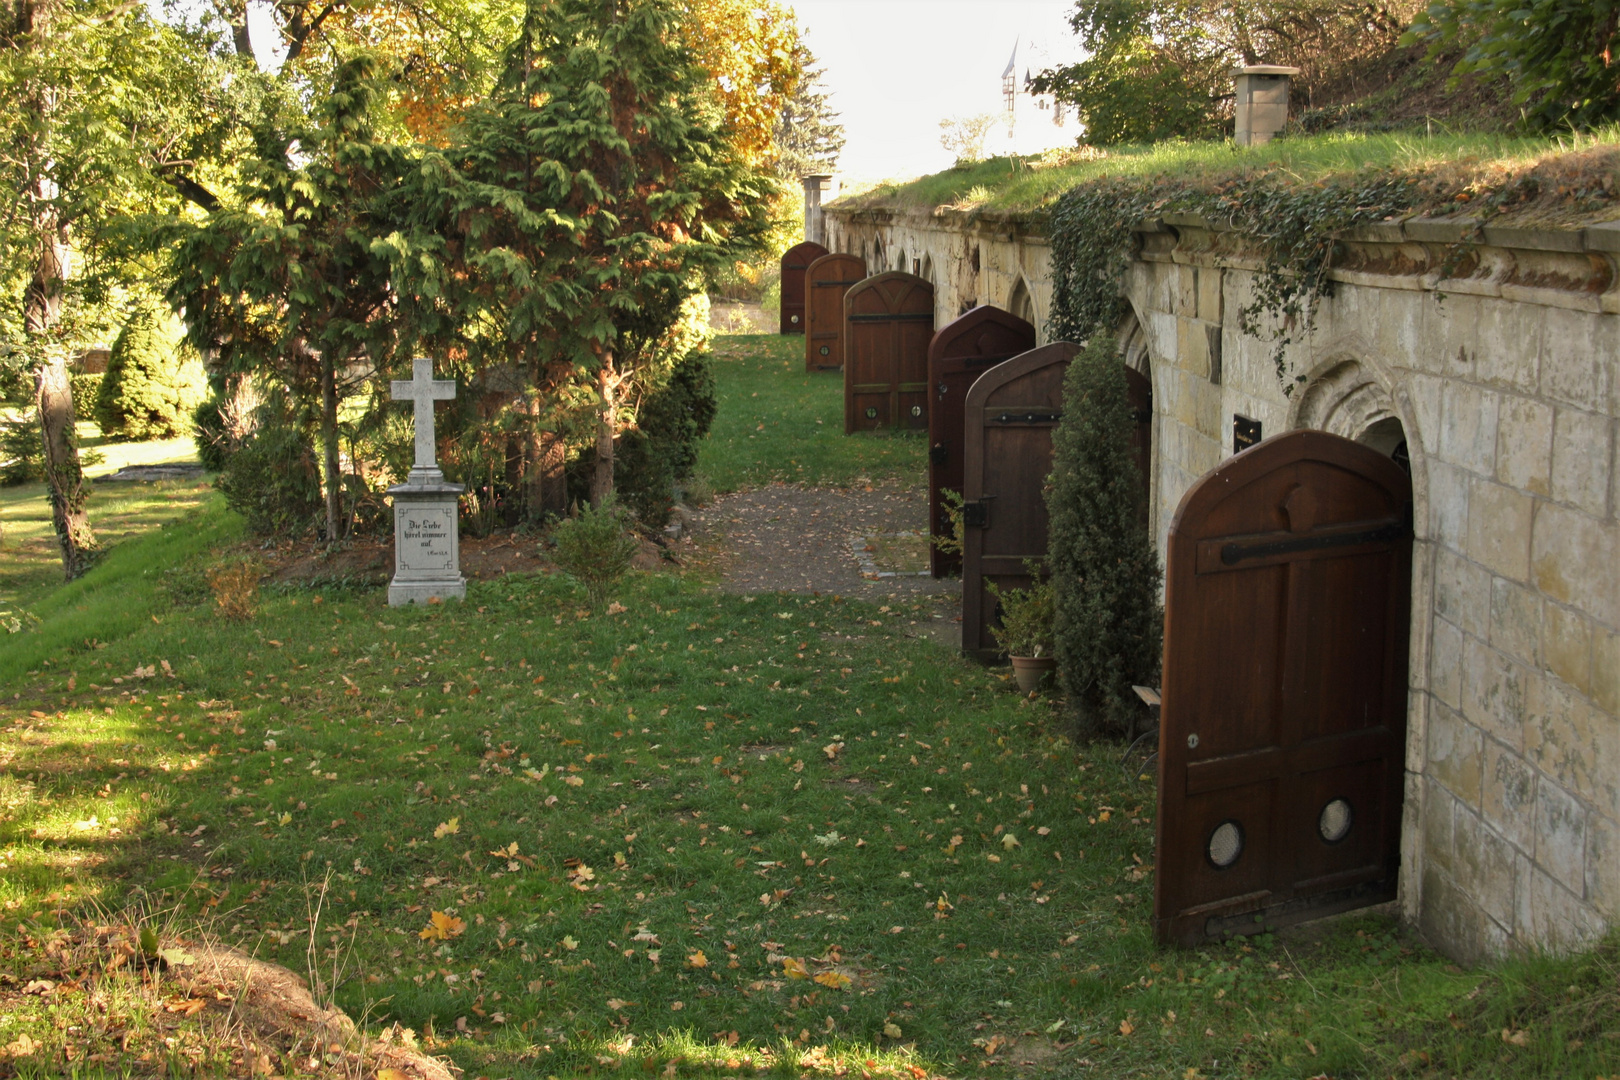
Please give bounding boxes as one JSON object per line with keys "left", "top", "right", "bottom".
{"left": 678, "top": 480, "right": 963, "bottom": 648}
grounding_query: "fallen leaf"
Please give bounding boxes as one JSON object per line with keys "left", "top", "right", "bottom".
{"left": 781, "top": 956, "right": 809, "bottom": 979}
{"left": 1119, "top": 1019, "right": 1135, "bottom": 1036}
{"left": 688, "top": 950, "right": 709, "bottom": 969}
{"left": 4, "top": 1033, "right": 39, "bottom": 1058}
{"left": 561, "top": 935, "right": 579, "bottom": 951}
{"left": 883, "top": 1022, "right": 902, "bottom": 1039}
{"left": 419, "top": 911, "right": 466, "bottom": 941}
{"left": 607, "top": 998, "right": 632, "bottom": 1011}
{"left": 376, "top": 1070, "right": 411, "bottom": 1080}
{"left": 434, "top": 817, "right": 460, "bottom": 838}
{"left": 813, "top": 970, "right": 852, "bottom": 989}
{"left": 1001, "top": 833, "right": 1021, "bottom": 851}
{"left": 1502, "top": 1028, "right": 1530, "bottom": 1047}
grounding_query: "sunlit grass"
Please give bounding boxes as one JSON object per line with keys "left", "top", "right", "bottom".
{"left": 835, "top": 125, "right": 1620, "bottom": 214}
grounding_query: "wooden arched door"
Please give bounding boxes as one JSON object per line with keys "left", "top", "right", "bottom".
{"left": 844, "top": 271, "right": 934, "bottom": 433}
{"left": 1154, "top": 430, "right": 1412, "bottom": 946}
{"left": 926, "top": 305, "right": 1036, "bottom": 577}
{"left": 779, "top": 241, "right": 827, "bottom": 336}
{"left": 960, "top": 342, "right": 1075, "bottom": 658}
{"left": 805, "top": 253, "right": 865, "bottom": 372}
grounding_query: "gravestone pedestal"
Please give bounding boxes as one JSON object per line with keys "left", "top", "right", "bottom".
{"left": 388, "top": 358, "right": 465, "bottom": 606}
{"left": 388, "top": 475, "right": 466, "bottom": 606}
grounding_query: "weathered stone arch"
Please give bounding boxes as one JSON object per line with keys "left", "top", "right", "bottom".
{"left": 1118, "top": 310, "right": 1151, "bottom": 377}
{"left": 1007, "top": 275, "right": 1036, "bottom": 328}
{"left": 919, "top": 252, "right": 935, "bottom": 285}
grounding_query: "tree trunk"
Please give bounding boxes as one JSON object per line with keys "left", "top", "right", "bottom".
{"left": 27, "top": 193, "right": 96, "bottom": 580}
{"left": 320, "top": 350, "right": 342, "bottom": 542}
{"left": 522, "top": 391, "right": 566, "bottom": 519}
{"left": 591, "top": 353, "right": 616, "bottom": 504}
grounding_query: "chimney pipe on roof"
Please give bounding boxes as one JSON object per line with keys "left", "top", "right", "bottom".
{"left": 1233, "top": 66, "right": 1299, "bottom": 146}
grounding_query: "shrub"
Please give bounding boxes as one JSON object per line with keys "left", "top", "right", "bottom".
{"left": 986, "top": 561, "right": 1055, "bottom": 657}
{"left": 192, "top": 378, "right": 263, "bottom": 472}
{"left": 95, "top": 306, "right": 206, "bottom": 440}
{"left": 1046, "top": 335, "right": 1162, "bottom": 736}
{"left": 216, "top": 420, "right": 324, "bottom": 536}
{"left": 549, "top": 496, "right": 640, "bottom": 609}
{"left": 0, "top": 413, "right": 43, "bottom": 486}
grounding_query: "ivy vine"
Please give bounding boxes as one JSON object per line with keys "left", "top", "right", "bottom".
{"left": 1047, "top": 168, "right": 1430, "bottom": 389}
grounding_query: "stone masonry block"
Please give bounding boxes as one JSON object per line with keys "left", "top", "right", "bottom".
{"left": 1527, "top": 678, "right": 1619, "bottom": 820}
{"left": 1542, "top": 602, "right": 1593, "bottom": 696}
{"left": 1540, "top": 310, "right": 1617, "bottom": 414}
{"left": 1196, "top": 267, "right": 1223, "bottom": 323}
{"left": 1406, "top": 373, "right": 1445, "bottom": 460}
{"left": 1480, "top": 740, "right": 1538, "bottom": 853}
{"left": 1489, "top": 576, "right": 1542, "bottom": 667}
{"left": 1455, "top": 805, "right": 1519, "bottom": 929}
{"left": 1177, "top": 316, "right": 1211, "bottom": 379}
{"left": 1429, "top": 616, "right": 1465, "bottom": 709}
{"left": 1594, "top": 624, "right": 1619, "bottom": 717}
{"left": 1532, "top": 502, "right": 1617, "bottom": 627}
{"left": 1514, "top": 853, "right": 1604, "bottom": 953}
{"left": 1462, "top": 636, "right": 1535, "bottom": 751}
{"left": 1494, "top": 395, "right": 1553, "bottom": 496}
{"left": 1550, "top": 408, "right": 1613, "bottom": 518}
{"left": 1433, "top": 546, "right": 1489, "bottom": 638}
{"left": 1586, "top": 818, "right": 1620, "bottom": 919}
{"left": 1175, "top": 265, "right": 1197, "bottom": 316}
{"left": 1423, "top": 777, "right": 1457, "bottom": 875}
{"left": 1534, "top": 779, "right": 1589, "bottom": 893}
{"left": 1439, "top": 381, "right": 1500, "bottom": 475}
{"left": 1422, "top": 863, "right": 1510, "bottom": 965}
{"left": 1426, "top": 701, "right": 1483, "bottom": 810}
{"left": 1467, "top": 477, "right": 1533, "bottom": 581}
{"left": 1473, "top": 302, "right": 1542, "bottom": 396}
{"left": 1428, "top": 462, "right": 1472, "bottom": 552}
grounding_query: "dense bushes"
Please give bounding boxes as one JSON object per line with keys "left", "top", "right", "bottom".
{"left": 570, "top": 350, "right": 718, "bottom": 525}
{"left": 1045, "top": 335, "right": 1162, "bottom": 735}
{"left": 94, "top": 307, "right": 206, "bottom": 440}
{"left": 215, "top": 419, "right": 324, "bottom": 535}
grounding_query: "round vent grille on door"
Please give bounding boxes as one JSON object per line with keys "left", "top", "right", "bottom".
{"left": 1319, "top": 798, "right": 1353, "bottom": 843}
{"left": 1207, "top": 821, "right": 1244, "bottom": 868}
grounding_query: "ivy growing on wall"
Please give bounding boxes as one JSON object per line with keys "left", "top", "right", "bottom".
{"left": 1046, "top": 169, "right": 1427, "bottom": 388}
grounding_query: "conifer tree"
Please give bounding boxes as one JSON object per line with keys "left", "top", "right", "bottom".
{"left": 1046, "top": 335, "right": 1162, "bottom": 735}
{"left": 388, "top": 0, "right": 775, "bottom": 505}
{"left": 772, "top": 43, "right": 844, "bottom": 180}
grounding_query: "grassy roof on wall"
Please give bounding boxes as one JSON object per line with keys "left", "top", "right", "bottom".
{"left": 830, "top": 128, "right": 1620, "bottom": 227}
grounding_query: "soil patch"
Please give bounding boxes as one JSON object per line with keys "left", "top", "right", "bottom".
{"left": 259, "top": 532, "right": 664, "bottom": 589}
{"left": 676, "top": 480, "right": 962, "bottom": 649}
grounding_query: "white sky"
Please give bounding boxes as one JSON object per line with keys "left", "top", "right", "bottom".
{"left": 788, "top": 0, "right": 1082, "bottom": 186}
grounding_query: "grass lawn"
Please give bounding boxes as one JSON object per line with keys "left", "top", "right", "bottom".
{"left": 698, "top": 335, "right": 925, "bottom": 494}
{"left": 0, "top": 335, "right": 1616, "bottom": 1079}
{"left": 1, "top": 423, "right": 208, "bottom": 610}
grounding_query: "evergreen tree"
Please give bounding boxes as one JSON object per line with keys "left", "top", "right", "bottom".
{"left": 388, "top": 0, "right": 775, "bottom": 505}
{"left": 94, "top": 306, "right": 206, "bottom": 439}
{"left": 772, "top": 43, "right": 844, "bottom": 180}
{"left": 1046, "top": 335, "right": 1162, "bottom": 735}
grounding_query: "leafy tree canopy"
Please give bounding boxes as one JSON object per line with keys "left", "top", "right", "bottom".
{"left": 1406, "top": 0, "right": 1620, "bottom": 129}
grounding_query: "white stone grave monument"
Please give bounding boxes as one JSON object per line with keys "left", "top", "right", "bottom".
{"left": 388, "top": 358, "right": 466, "bottom": 606}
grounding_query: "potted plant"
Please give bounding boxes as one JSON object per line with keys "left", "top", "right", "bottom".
{"left": 987, "top": 561, "right": 1056, "bottom": 693}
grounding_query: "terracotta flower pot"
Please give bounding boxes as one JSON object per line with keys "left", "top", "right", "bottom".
{"left": 1009, "top": 655, "right": 1056, "bottom": 694}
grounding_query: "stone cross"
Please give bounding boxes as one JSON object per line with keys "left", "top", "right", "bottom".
{"left": 391, "top": 357, "right": 457, "bottom": 471}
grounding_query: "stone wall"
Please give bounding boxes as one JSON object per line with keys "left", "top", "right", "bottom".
{"left": 824, "top": 198, "right": 1620, "bottom": 963}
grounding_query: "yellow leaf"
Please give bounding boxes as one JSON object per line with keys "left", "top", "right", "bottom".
{"left": 418, "top": 911, "right": 466, "bottom": 940}
{"left": 563, "top": 775, "right": 585, "bottom": 787}
{"left": 1119, "top": 1019, "right": 1135, "bottom": 1036}
{"left": 882, "top": 1022, "right": 902, "bottom": 1039}
{"left": 1001, "top": 834, "right": 1021, "bottom": 851}
{"left": 434, "top": 817, "right": 460, "bottom": 838}
{"left": 813, "top": 970, "right": 851, "bottom": 989}
{"left": 562, "top": 935, "right": 579, "bottom": 951}
{"left": 688, "top": 950, "right": 708, "bottom": 969}
{"left": 277, "top": 813, "right": 292, "bottom": 826}
{"left": 377, "top": 1070, "right": 411, "bottom": 1080}
{"left": 781, "top": 956, "right": 808, "bottom": 979}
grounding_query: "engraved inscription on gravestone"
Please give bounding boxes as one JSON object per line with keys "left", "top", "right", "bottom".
{"left": 388, "top": 358, "right": 466, "bottom": 606}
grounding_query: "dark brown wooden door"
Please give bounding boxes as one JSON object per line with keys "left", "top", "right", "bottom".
{"left": 779, "top": 241, "right": 828, "bottom": 336}
{"left": 961, "top": 342, "right": 1074, "bottom": 658}
{"left": 1154, "top": 429, "right": 1412, "bottom": 947}
{"left": 1125, "top": 367, "right": 1152, "bottom": 530}
{"left": 927, "top": 305, "right": 1036, "bottom": 577}
{"left": 844, "top": 271, "right": 934, "bottom": 433}
{"left": 805, "top": 253, "right": 865, "bottom": 372}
